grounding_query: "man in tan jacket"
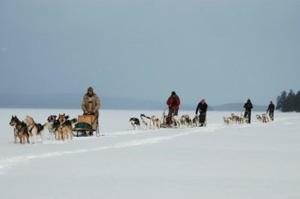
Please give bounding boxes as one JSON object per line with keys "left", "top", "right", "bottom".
{"left": 81, "top": 87, "right": 100, "bottom": 130}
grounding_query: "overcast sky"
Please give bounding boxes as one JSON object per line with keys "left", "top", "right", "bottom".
{"left": 0, "top": 0, "right": 299, "bottom": 106}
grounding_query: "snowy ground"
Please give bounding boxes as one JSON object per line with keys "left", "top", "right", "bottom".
{"left": 0, "top": 109, "right": 300, "bottom": 199}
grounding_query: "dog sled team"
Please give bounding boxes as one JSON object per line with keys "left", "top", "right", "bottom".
{"left": 9, "top": 114, "right": 77, "bottom": 144}
{"left": 129, "top": 91, "right": 208, "bottom": 130}
{"left": 9, "top": 87, "right": 276, "bottom": 144}
{"left": 223, "top": 100, "right": 275, "bottom": 125}
{"left": 10, "top": 87, "right": 101, "bottom": 144}
{"left": 131, "top": 94, "right": 276, "bottom": 130}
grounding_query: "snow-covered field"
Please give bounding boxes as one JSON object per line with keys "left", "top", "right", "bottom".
{"left": 0, "top": 109, "right": 300, "bottom": 199}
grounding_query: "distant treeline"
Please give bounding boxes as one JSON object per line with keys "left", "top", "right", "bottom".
{"left": 276, "top": 90, "right": 300, "bottom": 112}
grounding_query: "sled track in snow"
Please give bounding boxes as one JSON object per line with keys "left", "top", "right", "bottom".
{"left": 0, "top": 125, "right": 222, "bottom": 175}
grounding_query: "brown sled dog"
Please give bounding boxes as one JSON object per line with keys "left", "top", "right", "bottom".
{"left": 9, "top": 116, "right": 30, "bottom": 144}
{"left": 56, "top": 114, "right": 77, "bottom": 141}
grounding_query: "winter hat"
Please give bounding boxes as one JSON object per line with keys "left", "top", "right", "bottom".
{"left": 87, "top": 87, "right": 94, "bottom": 92}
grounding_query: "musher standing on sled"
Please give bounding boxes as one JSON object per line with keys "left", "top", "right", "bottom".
{"left": 166, "top": 91, "right": 180, "bottom": 126}
{"left": 195, "top": 99, "right": 208, "bottom": 127}
{"left": 243, "top": 99, "right": 253, "bottom": 124}
{"left": 81, "top": 87, "right": 101, "bottom": 135}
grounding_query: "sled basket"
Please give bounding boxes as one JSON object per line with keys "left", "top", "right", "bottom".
{"left": 78, "top": 115, "right": 96, "bottom": 126}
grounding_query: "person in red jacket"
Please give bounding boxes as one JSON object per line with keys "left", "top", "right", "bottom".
{"left": 165, "top": 91, "right": 180, "bottom": 127}
{"left": 166, "top": 91, "right": 181, "bottom": 117}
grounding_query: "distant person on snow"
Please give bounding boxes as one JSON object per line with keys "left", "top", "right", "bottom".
{"left": 267, "top": 101, "right": 275, "bottom": 121}
{"left": 195, "top": 99, "right": 208, "bottom": 127}
{"left": 166, "top": 91, "right": 180, "bottom": 126}
{"left": 81, "top": 87, "right": 101, "bottom": 131}
{"left": 166, "top": 91, "right": 181, "bottom": 117}
{"left": 243, "top": 99, "right": 253, "bottom": 124}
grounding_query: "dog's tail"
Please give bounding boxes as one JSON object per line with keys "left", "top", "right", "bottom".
{"left": 140, "top": 114, "right": 151, "bottom": 120}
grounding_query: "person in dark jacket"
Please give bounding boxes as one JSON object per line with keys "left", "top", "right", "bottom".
{"left": 195, "top": 99, "right": 208, "bottom": 127}
{"left": 243, "top": 99, "right": 253, "bottom": 123}
{"left": 267, "top": 101, "right": 275, "bottom": 121}
{"left": 166, "top": 91, "right": 180, "bottom": 126}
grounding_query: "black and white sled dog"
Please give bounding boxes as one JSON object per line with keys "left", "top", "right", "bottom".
{"left": 180, "top": 115, "right": 193, "bottom": 127}
{"left": 43, "top": 115, "right": 59, "bottom": 140}
{"left": 192, "top": 115, "right": 200, "bottom": 127}
{"left": 129, "top": 117, "right": 140, "bottom": 130}
{"left": 140, "top": 114, "right": 151, "bottom": 129}
{"left": 256, "top": 113, "right": 271, "bottom": 123}
{"left": 44, "top": 114, "right": 77, "bottom": 141}
{"left": 223, "top": 113, "right": 247, "bottom": 125}
{"left": 140, "top": 114, "right": 161, "bottom": 129}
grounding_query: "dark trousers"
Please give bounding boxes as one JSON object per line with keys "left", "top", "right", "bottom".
{"left": 199, "top": 112, "right": 206, "bottom": 126}
{"left": 168, "top": 107, "right": 178, "bottom": 117}
{"left": 244, "top": 111, "right": 251, "bottom": 123}
{"left": 167, "top": 107, "right": 178, "bottom": 126}
{"left": 269, "top": 111, "right": 274, "bottom": 121}
{"left": 166, "top": 107, "right": 174, "bottom": 126}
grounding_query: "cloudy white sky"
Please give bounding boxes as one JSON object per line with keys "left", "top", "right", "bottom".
{"left": 0, "top": 0, "right": 299, "bottom": 106}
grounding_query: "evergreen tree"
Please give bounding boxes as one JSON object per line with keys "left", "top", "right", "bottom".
{"left": 276, "top": 91, "right": 287, "bottom": 110}
{"left": 282, "top": 90, "right": 296, "bottom": 112}
{"left": 275, "top": 89, "right": 300, "bottom": 112}
{"left": 296, "top": 91, "right": 300, "bottom": 112}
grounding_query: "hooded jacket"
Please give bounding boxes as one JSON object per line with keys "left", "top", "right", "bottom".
{"left": 81, "top": 93, "right": 100, "bottom": 114}
{"left": 196, "top": 100, "right": 208, "bottom": 115}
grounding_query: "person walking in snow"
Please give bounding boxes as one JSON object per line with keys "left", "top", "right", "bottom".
{"left": 243, "top": 99, "right": 253, "bottom": 124}
{"left": 267, "top": 101, "right": 275, "bottom": 121}
{"left": 195, "top": 99, "right": 208, "bottom": 127}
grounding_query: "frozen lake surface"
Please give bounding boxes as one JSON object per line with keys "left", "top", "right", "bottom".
{"left": 0, "top": 109, "right": 299, "bottom": 199}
